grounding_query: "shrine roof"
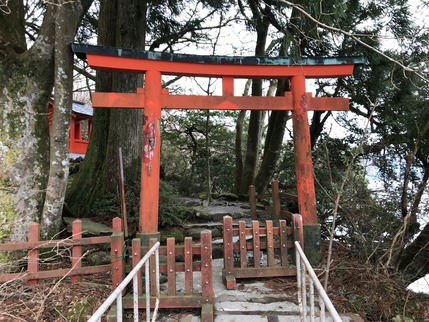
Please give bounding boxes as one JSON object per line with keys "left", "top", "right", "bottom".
{"left": 72, "top": 44, "right": 366, "bottom": 67}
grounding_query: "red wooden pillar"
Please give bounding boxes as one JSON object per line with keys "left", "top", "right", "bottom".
{"left": 291, "top": 75, "right": 317, "bottom": 225}
{"left": 139, "top": 70, "right": 162, "bottom": 242}
{"left": 72, "top": 219, "right": 82, "bottom": 283}
{"left": 291, "top": 76, "right": 320, "bottom": 264}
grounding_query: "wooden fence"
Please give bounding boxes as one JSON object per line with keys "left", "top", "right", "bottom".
{"left": 0, "top": 218, "right": 121, "bottom": 285}
{"left": 222, "top": 214, "right": 304, "bottom": 289}
{"left": 249, "top": 180, "right": 298, "bottom": 221}
{"left": 114, "top": 230, "right": 214, "bottom": 321}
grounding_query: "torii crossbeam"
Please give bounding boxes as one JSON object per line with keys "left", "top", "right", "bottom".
{"left": 72, "top": 44, "right": 364, "bottom": 253}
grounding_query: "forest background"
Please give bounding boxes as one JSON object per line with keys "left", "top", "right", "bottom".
{"left": 0, "top": 0, "right": 429, "bottom": 312}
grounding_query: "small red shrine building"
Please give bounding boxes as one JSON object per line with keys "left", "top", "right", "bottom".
{"left": 48, "top": 100, "right": 93, "bottom": 157}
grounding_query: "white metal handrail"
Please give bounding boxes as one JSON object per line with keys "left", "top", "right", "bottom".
{"left": 295, "top": 241, "right": 342, "bottom": 322}
{"left": 88, "top": 241, "right": 161, "bottom": 322}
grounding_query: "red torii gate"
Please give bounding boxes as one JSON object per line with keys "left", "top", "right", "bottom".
{"left": 72, "top": 44, "right": 364, "bottom": 251}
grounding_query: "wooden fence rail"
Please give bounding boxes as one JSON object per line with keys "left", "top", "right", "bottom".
{"left": 0, "top": 218, "right": 122, "bottom": 285}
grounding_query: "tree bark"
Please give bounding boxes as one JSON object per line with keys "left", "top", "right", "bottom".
{"left": 239, "top": 3, "right": 270, "bottom": 194}
{"left": 234, "top": 110, "right": 246, "bottom": 194}
{"left": 41, "top": 0, "right": 93, "bottom": 239}
{"left": 0, "top": 3, "right": 56, "bottom": 242}
{"left": 255, "top": 79, "right": 290, "bottom": 193}
{"left": 66, "top": 0, "right": 146, "bottom": 219}
{"left": 398, "top": 221, "right": 429, "bottom": 284}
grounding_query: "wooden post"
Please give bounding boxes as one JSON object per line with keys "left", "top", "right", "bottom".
{"left": 252, "top": 221, "right": 261, "bottom": 268}
{"left": 184, "top": 237, "right": 193, "bottom": 295}
{"left": 291, "top": 75, "right": 317, "bottom": 225}
{"left": 222, "top": 216, "right": 236, "bottom": 289}
{"left": 27, "top": 222, "right": 39, "bottom": 286}
{"left": 72, "top": 219, "right": 82, "bottom": 283}
{"left": 239, "top": 221, "right": 247, "bottom": 268}
{"left": 149, "top": 238, "right": 158, "bottom": 294}
{"left": 132, "top": 238, "right": 142, "bottom": 295}
{"left": 111, "top": 217, "right": 124, "bottom": 289}
{"left": 279, "top": 220, "right": 289, "bottom": 266}
{"left": 249, "top": 185, "right": 257, "bottom": 220}
{"left": 201, "top": 230, "right": 214, "bottom": 303}
{"left": 266, "top": 220, "right": 275, "bottom": 267}
{"left": 140, "top": 70, "right": 162, "bottom": 236}
{"left": 166, "top": 237, "right": 176, "bottom": 296}
{"left": 271, "top": 180, "right": 281, "bottom": 220}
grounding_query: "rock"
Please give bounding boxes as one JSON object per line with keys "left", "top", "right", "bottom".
{"left": 63, "top": 217, "right": 112, "bottom": 236}
{"left": 191, "top": 208, "right": 213, "bottom": 222}
{"left": 65, "top": 296, "right": 96, "bottom": 322}
{"left": 185, "top": 227, "right": 206, "bottom": 239}
{"left": 161, "top": 227, "right": 185, "bottom": 243}
{"left": 86, "top": 250, "right": 111, "bottom": 266}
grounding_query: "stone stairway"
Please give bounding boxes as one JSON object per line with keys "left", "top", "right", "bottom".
{"left": 157, "top": 259, "right": 354, "bottom": 322}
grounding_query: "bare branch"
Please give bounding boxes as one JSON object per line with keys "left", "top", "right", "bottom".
{"left": 271, "top": 0, "right": 429, "bottom": 84}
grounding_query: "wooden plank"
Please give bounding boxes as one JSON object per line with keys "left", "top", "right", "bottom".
{"left": 252, "top": 221, "right": 261, "bottom": 268}
{"left": 201, "top": 230, "right": 214, "bottom": 303}
{"left": 266, "top": 220, "right": 275, "bottom": 267}
{"left": 167, "top": 238, "right": 176, "bottom": 296}
{"left": 118, "top": 147, "right": 128, "bottom": 237}
{"left": 141, "top": 244, "right": 203, "bottom": 256}
{"left": 239, "top": 221, "right": 247, "bottom": 268}
{"left": 248, "top": 185, "right": 257, "bottom": 220}
{"left": 232, "top": 241, "right": 294, "bottom": 251}
{"left": 231, "top": 266, "right": 297, "bottom": 279}
{"left": 311, "top": 96, "right": 349, "bottom": 111}
{"left": 222, "top": 216, "right": 234, "bottom": 275}
{"left": 222, "top": 216, "right": 236, "bottom": 289}
{"left": 92, "top": 92, "right": 145, "bottom": 108}
{"left": 132, "top": 238, "right": 142, "bottom": 295}
{"left": 0, "top": 236, "right": 111, "bottom": 252}
{"left": 111, "top": 217, "right": 124, "bottom": 289}
{"left": 279, "top": 220, "right": 289, "bottom": 266}
{"left": 201, "top": 303, "right": 214, "bottom": 322}
{"left": 222, "top": 77, "right": 234, "bottom": 96}
{"left": 72, "top": 219, "right": 82, "bottom": 283}
{"left": 0, "top": 265, "right": 112, "bottom": 283}
{"left": 122, "top": 294, "right": 207, "bottom": 309}
{"left": 149, "top": 238, "right": 157, "bottom": 294}
{"left": 271, "top": 180, "right": 281, "bottom": 220}
{"left": 27, "top": 222, "right": 39, "bottom": 286}
{"left": 184, "top": 237, "right": 193, "bottom": 295}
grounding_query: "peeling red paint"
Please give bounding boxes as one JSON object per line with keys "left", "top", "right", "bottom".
{"left": 143, "top": 121, "right": 156, "bottom": 176}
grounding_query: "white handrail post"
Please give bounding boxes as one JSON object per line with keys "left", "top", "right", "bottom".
{"left": 294, "top": 241, "right": 342, "bottom": 322}
{"left": 87, "top": 242, "right": 160, "bottom": 322}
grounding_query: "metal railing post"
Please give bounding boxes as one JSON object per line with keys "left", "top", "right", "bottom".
{"left": 88, "top": 242, "right": 160, "bottom": 322}
{"left": 295, "top": 241, "right": 342, "bottom": 322}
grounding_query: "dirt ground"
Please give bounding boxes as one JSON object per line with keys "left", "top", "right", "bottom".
{"left": 1, "top": 241, "right": 428, "bottom": 321}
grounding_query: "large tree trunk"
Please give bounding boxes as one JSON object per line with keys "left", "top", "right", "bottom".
{"left": 239, "top": 7, "right": 270, "bottom": 194}
{"left": 0, "top": 3, "right": 56, "bottom": 242}
{"left": 398, "top": 221, "right": 429, "bottom": 284}
{"left": 255, "top": 78, "right": 290, "bottom": 193}
{"left": 66, "top": 0, "right": 146, "bottom": 223}
{"left": 41, "top": 0, "right": 93, "bottom": 239}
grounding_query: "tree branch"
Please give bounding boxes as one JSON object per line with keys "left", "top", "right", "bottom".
{"left": 271, "top": 0, "right": 429, "bottom": 83}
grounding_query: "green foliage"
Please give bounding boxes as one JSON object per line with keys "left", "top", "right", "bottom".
{"left": 158, "top": 180, "right": 187, "bottom": 227}
{"left": 161, "top": 109, "right": 237, "bottom": 195}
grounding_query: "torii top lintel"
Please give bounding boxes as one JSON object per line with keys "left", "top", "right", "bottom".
{"left": 72, "top": 44, "right": 365, "bottom": 79}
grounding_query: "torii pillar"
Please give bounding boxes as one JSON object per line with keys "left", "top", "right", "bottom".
{"left": 72, "top": 43, "right": 364, "bottom": 260}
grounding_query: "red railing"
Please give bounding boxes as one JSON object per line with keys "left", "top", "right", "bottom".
{"left": 0, "top": 218, "right": 121, "bottom": 285}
